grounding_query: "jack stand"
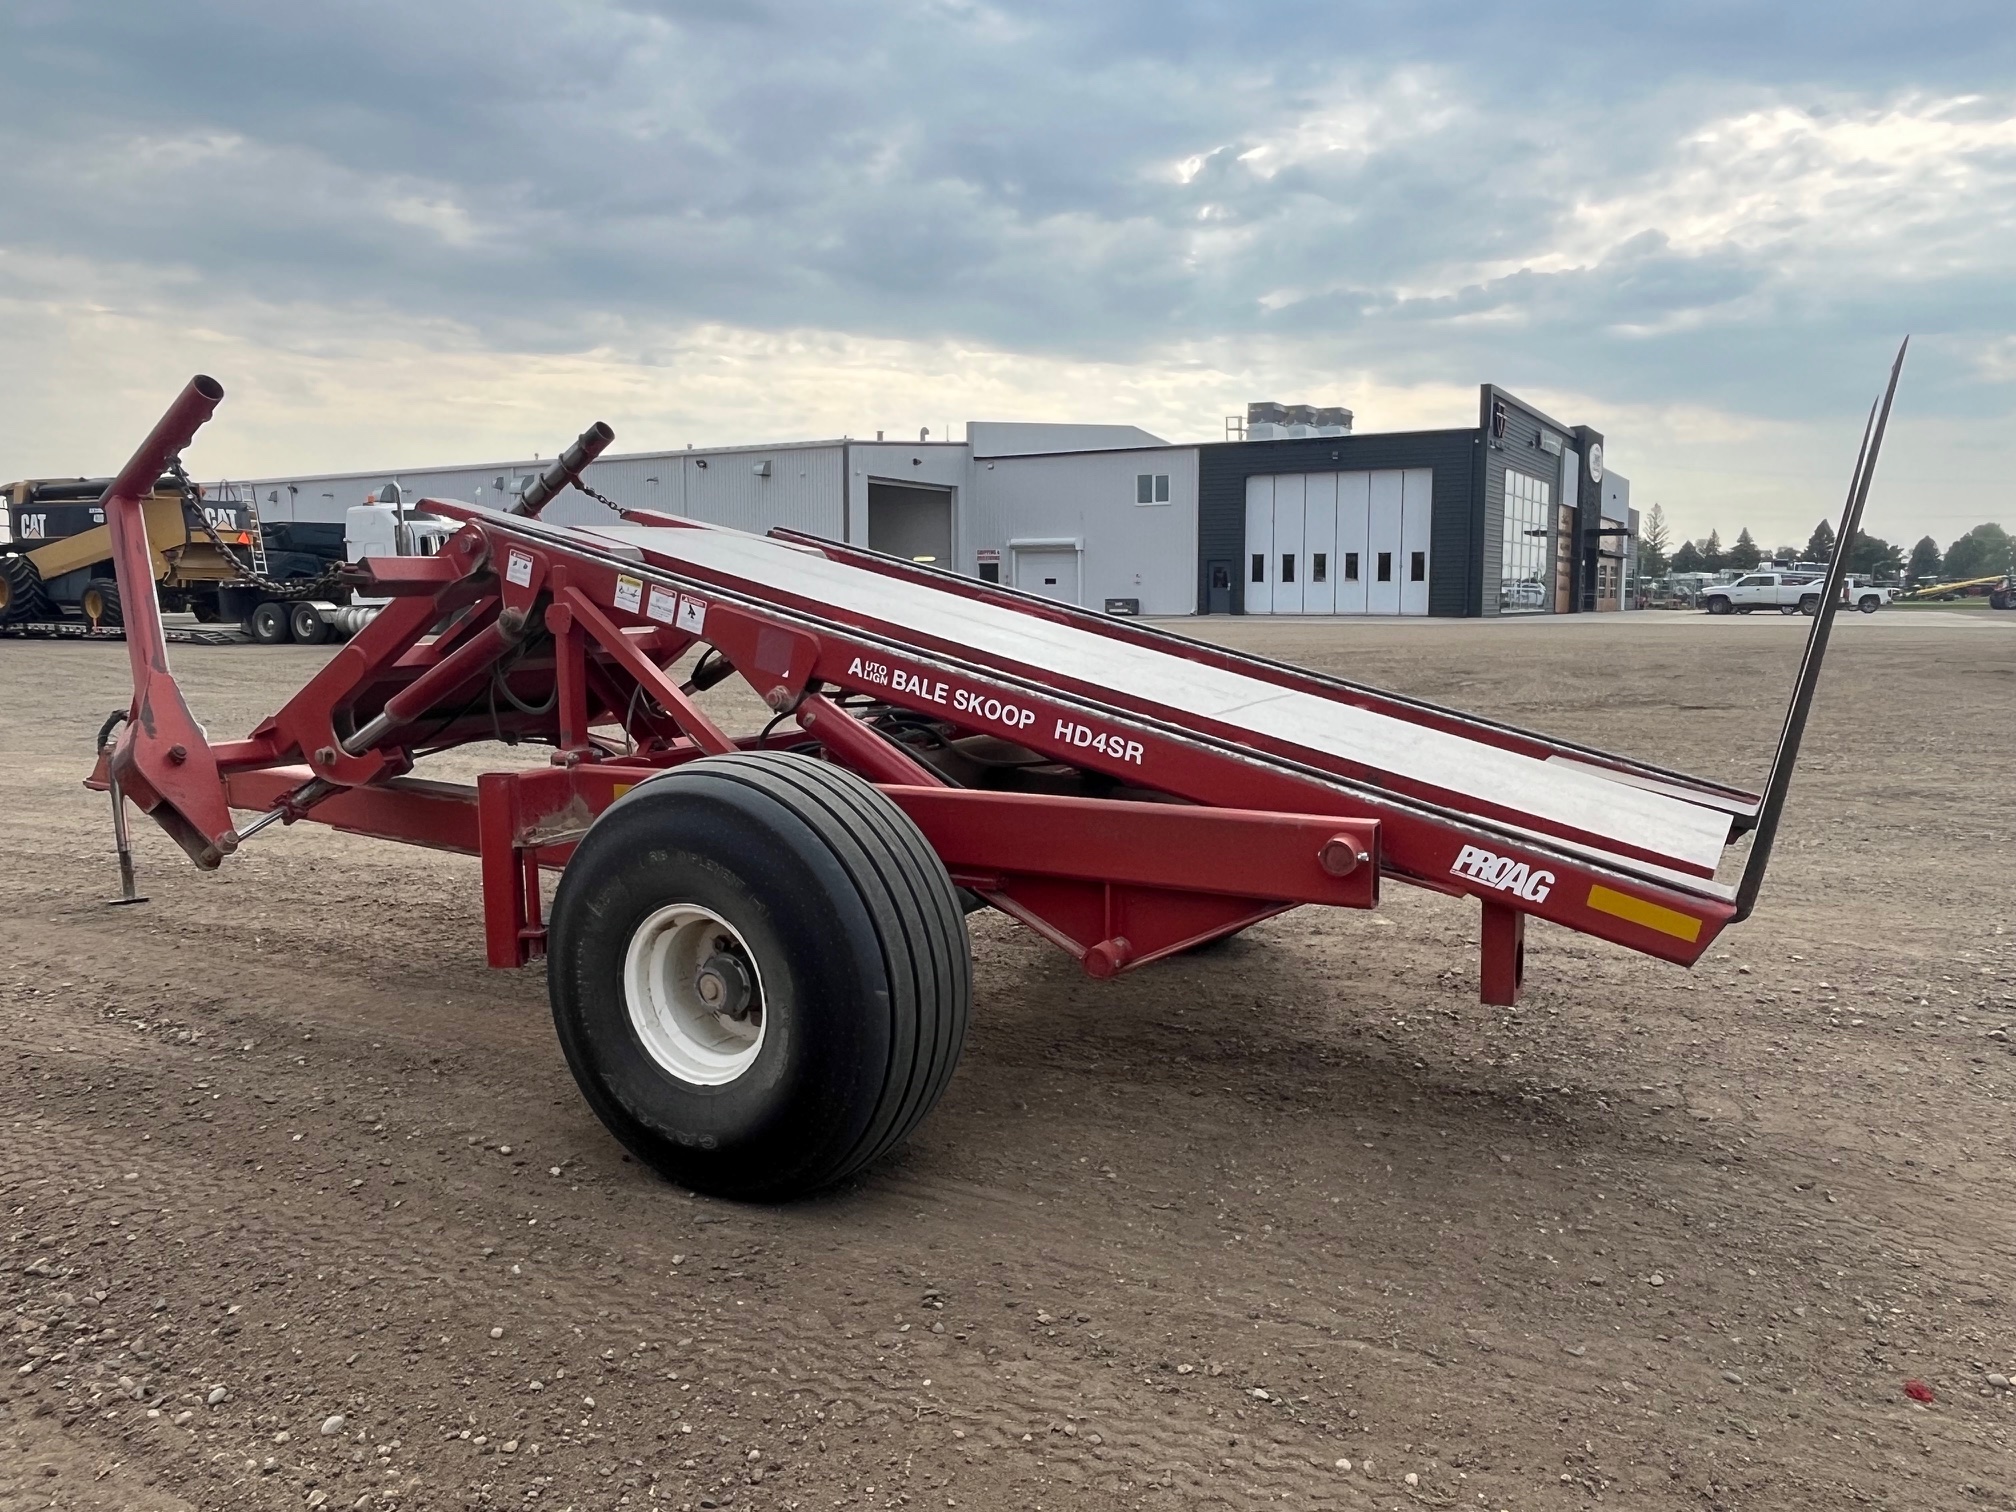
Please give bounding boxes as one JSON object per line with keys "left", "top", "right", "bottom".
{"left": 105, "top": 776, "right": 148, "bottom": 907}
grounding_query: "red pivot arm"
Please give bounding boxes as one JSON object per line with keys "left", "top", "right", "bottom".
{"left": 103, "top": 375, "right": 239, "bottom": 868}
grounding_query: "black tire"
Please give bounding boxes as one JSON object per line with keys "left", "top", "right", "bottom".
{"left": 0, "top": 554, "right": 53, "bottom": 624}
{"left": 1857, "top": 596, "right": 1880, "bottom": 614}
{"left": 1799, "top": 595, "right": 1820, "bottom": 616}
{"left": 289, "top": 602, "right": 333, "bottom": 644}
{"left": 80, "top": 577, "right": 123, "bottom": 627}
{"left": 191, "top": 598, "right": 221, "bottom": 624}
{"left": 548, "top": 751, "right": 971, "bottom": 1200}
{"left": 248, "top": 600, "right": 292, "bottom": 644}
{"left": 1705, "top": 596, "right": 1732, "bottom": 615}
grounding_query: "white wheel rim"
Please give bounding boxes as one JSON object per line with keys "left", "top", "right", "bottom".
{"left": 622, "top": 904, "right": 766, "bottom": 1086}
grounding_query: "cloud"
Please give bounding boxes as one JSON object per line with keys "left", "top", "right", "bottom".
{"left": 1, "top": 1, "right": 2013, "bottom": 548}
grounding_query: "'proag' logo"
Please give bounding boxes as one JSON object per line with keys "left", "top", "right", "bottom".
{"left": 1450, "top": 845, "right": 1554, "bottom": 902}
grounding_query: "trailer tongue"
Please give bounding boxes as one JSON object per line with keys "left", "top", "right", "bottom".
{"left": 86, "top": 352, "right": 1903, "bottom": 1198}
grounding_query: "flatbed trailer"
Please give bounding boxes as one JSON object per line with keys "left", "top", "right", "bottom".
{"left": 87, "top": 355, "right": 1904, "bottom": 1199}
{"left": 1, "top": 619, "right": 242, "bottom": 645}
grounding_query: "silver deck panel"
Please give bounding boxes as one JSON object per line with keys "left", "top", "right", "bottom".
{"left": 586, "top": 524, "right": 1733, "bottom": 873}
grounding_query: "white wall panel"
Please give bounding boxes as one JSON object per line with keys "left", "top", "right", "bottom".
{"left": 1272, "top": 473, "right": 1305, "bottom": 614}
{"left": 1244, "top": 476, "right": 1274, "bottom": 615}
{"left": 1302, "top": 471, "right": 1337, "bottom": 614}
{"left": 1366, "top": 469, "right": 1404, "bottom": 614}
{"left": 1334, "top": 470, "right": 1370, "bottom": 615}
{"left": 971, "top": 445, "right": 1199, "bottom": 613}
{"left": 1400, "top": 467, "right": 1433, "bottom": 616}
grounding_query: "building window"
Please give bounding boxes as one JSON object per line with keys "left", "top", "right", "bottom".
{"left": 1377, "top": 551, "right": 1392, "bottom": 582}
{"left": 1251, "top": 553, "right": 1265, "bottom": 583}
{"left": 978, "top": 561, "right": 1000, "bottom": 584}
{"left": 1312, "top": 552, "right": 1327, "bottom": 583}
{"left": 1499, "top": 467, "right": 1553, "bottom": 613}
{"left": 1280, "top": 553, "right": 1295, "bottom": 584}
{"left": 1136, "top": 473, "right": 1170, "bottom": 504}
{"left": 1344, "top": 552, "right": 1359, "bottom": 581}
{"left": 1410, "top": 550, "right": 1426, "bottom": 583}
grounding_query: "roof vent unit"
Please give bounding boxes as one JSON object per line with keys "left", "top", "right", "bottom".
{"left": 1245, "top": 400, "right": 1353, "bottom": 441}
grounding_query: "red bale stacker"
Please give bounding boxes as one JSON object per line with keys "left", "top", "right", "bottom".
{"left": 87, "top": 352, "right": 1904, "bottom": 1199}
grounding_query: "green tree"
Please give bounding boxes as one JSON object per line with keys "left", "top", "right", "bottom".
{"left": 1638, "top": 502, "right": 1671, "bottom": 577}
{"left": 1906, "top": 535, "right": 1942, "bottom": 586}
{"left": 1670, "top": 540, "right": 1705, "bottom": 574}
{"left": 1847, "top": 532, "right": 1903, "bottom": 579}
{"left": 1729, "top": 527, "right": 1762, "bottom": 569}
{"left": 1806, "top": 518, "right": 1837, "bottom": 562}
{"left": 1942, "top": 523, "right": 2014, "bottom": 580}
{"left": 1701, "top": 530, "right": 1727, "bottom": 571}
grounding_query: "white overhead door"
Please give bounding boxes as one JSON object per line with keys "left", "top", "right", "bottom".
{"left": 1335, "top": 471, "right": 1369, "bottom": 615}
{"left": 1302, "top": 472, "right": 1338, "bottom": 614}
{"left": 1246, "top": 467, "right": 1431, "bottom": 615}
{"left": 1244, "top": 476, "right": 1275, "bottom": 614}
{"left": 1272, "top": 473, "right": 1305, "bottom": 614}
{"left": 1013, "top": 546, "right": 1080, "bottom": 604}
{"left": 1400, "top": 467, "right": 1432, "bottom": 616}
{"left": 1365, "top": 470, "right": 1404, "bottom": 614}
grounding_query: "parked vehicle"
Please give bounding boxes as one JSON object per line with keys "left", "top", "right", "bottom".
{"left": 1702, "top": 571, "right": 1890, "bottom": 616}
{"left": 0, "top": 474, "right": 258, "bottom": 627}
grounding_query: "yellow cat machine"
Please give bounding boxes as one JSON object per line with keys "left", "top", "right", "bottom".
{"left": 0, "top": 473, "right": 273, "bottom": 636}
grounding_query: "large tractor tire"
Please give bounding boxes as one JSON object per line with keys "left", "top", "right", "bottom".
{"left": 548, "top": 751, "right": 970, "bottom": 1200}
{"left": 0, "top": 554, "right": 53, "bottom": 624}
{"left": 80, "top": 577, "right": 123, "bottom": 628}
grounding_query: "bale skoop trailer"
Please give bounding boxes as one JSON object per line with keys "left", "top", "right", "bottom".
{"left": 88, "top": 353, "right": 1902, "bottom": 1198}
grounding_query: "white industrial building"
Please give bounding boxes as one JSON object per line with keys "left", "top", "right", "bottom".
{"left": 214, "top": 388, "right": 1635, "bottom": 621}
{"left": 223, "top": 421, "right": 1201, "bottom": 615}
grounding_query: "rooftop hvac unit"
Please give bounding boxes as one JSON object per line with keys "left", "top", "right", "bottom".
{"left": 1245, "top": 400, "right": 1353, "bottom": 441}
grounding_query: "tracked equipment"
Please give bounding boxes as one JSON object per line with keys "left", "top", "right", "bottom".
{"left": 85, "top": 349, "right": 1906, "bottom": 1198}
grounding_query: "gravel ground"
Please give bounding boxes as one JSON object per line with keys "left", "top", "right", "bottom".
{"left": 2, "top": 607, "right": 2012, "bottom": 1512}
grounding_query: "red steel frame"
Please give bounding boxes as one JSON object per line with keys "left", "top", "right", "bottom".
{"left": 90, "top": 381, "right": 1759, "bottom": 1007}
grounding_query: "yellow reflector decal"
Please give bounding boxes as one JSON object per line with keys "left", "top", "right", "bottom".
{"left": 611, "top": 783, "right": 634, "bottom": 799}
{"left": 1587, "top": 885, "right": 1702, "bottom": 942}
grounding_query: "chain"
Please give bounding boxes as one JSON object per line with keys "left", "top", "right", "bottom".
{"left": 571, "top": 477, "right": 625, "bottom": 513}
{"left": 168, "top": 457, "right": 350, "bottom": 601}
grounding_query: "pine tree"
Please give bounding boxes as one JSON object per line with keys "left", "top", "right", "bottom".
{"left": 1806, "top": 518, "right": 1837, "bottom": 562}
{"left": 1906, "top": 535, "right": 1942, "bottom": 586}
{"left": 1729, "top": 528, "right": 1761, "bottom": 569}
{"left": 1670, "top": 540, "right": 1705, "bottom": 574}
{"left": 1638, "top": 503, "right": 1671, "bottom": 577}
{"left": 1701, "top": 530, "right": 1726, "bottom": 571}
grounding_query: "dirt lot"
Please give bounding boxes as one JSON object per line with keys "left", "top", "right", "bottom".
{"left": 3, "top": 609, "right": 2013, "bottom": 1512}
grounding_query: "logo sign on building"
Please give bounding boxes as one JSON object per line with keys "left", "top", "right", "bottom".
{"left": 1587, "top": 443, "right": 1604, "bottom": 483}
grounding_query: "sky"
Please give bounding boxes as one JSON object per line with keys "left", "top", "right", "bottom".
{"left": 2, "top": 1, "right": 2013, "bottom": 552}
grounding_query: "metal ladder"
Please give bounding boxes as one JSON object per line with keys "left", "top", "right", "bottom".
{"left": 227, "top": 482, "right": 271, "bottom": 576}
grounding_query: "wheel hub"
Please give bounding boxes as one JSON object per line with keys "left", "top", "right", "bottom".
{"left": 694, "top": 949, "right": 754, "bottom": 1020}
{"left": 622, "top": 905, "right": 766, "bottom": 1086}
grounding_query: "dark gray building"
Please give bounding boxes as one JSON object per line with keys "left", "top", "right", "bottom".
{"left": 1197, "top": 388, "right": 1632, "bottom": 617}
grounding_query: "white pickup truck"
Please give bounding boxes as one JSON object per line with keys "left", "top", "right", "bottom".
{"left": 1702, "top": 571, "right": 1893, "bottom": 616}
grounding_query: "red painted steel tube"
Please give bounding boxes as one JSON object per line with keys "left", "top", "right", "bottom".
{"left": 102, "top": 376, "right": 239, "bottom": 868}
